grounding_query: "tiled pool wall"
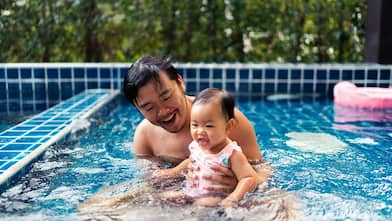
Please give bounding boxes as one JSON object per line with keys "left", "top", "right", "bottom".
{"left": 1, "top": 63, "right": 392, "bottom": 115}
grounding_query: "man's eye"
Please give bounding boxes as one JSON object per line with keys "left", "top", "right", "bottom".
{"left": 163, "top": 96, "right": 171, "bottom": 101}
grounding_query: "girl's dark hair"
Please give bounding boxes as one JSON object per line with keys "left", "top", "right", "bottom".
{"left": 123, "top": 56, "right": 181, "bottom": 105}
{"left": 193, "top": 88, "right": 235, "bottom": 120}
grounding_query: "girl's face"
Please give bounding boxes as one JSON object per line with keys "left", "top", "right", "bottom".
{"left": 190, "top": 101, "right": 233, "bottom": 154}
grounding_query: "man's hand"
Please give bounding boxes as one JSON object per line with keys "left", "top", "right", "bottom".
{"left": 188, "top": 164, "right": 238, "bottom": 193}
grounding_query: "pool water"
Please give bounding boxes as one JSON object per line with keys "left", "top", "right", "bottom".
{"left": 0, "top": 98, "right": 391, "bottom": 220}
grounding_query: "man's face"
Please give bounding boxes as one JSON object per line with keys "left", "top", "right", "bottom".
{"left": 135, "top": 72, "right": 189, "bottom": 133}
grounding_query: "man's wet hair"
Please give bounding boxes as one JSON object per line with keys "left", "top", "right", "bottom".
{"left": 193, "top": 88, "right": 235, "bottom": 120}
{"left": 123, "top": 56, "right": 181, "bottom": 106}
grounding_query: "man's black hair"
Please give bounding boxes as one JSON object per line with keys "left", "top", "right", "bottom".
{"left": 123, "top": 56, "right": 181, "bottom": 105}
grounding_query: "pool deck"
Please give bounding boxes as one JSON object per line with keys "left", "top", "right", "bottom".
{"left": 0, "top": 89, "right": 119, "bottom": 192}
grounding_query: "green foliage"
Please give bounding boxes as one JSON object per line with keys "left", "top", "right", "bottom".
{"left": 0, "top": 0, "right": 367, "bottom": 62}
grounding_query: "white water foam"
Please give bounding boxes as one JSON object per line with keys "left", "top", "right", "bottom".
{"left": 285, "top": 132, "right": 347, "bottom": 154}
{"left": 346, "top": 137, "right": 378, "bottom": 145}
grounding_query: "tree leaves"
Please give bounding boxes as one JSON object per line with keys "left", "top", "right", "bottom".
{"left": 0, "top": 0, "right": 367, "bottom": 62}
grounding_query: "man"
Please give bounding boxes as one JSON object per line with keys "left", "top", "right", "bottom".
{"left": 123, "top": 56, "right": 271, "bottom": 191}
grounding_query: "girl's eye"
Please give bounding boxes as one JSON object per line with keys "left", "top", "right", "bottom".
{"left": 206, "top": 125, "right": 214, "bottom": 128}
{"left": 191, "top": 124, "right": 197, "bottom": 128}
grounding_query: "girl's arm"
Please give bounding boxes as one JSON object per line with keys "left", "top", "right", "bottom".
{"left": 153, "top": 158, "right": 191, "bottom": 178}
{"left": 220, "top": 151, "right": 262, "bottom": 207}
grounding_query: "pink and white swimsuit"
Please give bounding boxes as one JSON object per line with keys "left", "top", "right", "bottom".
{"left": 185, "top": 140, "right": 242, "bottom": 198}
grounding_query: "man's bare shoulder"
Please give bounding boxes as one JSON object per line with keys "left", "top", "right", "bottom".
{"left": 135, "top": 119, "right": 157, "bottom": 138}
{"left": 133, "top": 119, "right": 158, "bottom": 155}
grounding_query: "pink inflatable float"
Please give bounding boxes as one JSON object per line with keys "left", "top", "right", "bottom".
{"left": 333, "top": 81, "right": 392, "bottom": 109}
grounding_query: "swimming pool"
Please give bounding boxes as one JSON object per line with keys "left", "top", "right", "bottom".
{"left": 0, "top": 96, "right": 390, "bottom": 220}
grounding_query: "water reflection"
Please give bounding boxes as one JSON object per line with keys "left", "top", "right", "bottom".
{"left": 334, "top": 105, "right": 392, "bottom": 123}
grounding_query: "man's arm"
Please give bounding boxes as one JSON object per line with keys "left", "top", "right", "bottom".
{"left": 229, "top": 108, "right": 262, "bottom": 162}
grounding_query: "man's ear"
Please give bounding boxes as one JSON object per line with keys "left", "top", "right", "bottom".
{"left": 177, "top": 74, "right": 186, "bottom": 92}
{"left": 226, "top": 118, "right": 236, "bottom": 133}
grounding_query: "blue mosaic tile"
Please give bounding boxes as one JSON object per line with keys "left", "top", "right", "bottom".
{"left": 290, "top": 83, "right": 300, "bottom": 93}
{"left": 187, "top": 82, "right": 196, "bottom": 92}
{"left": 48, "top": 82, "right": 60, "bottom": 100}
{"left": 265, "top": 83, "right": 275, "bottom": 92}
{"left": 304, "top": 69, "right": 314, "bottom": 79}
{"left": 60, "top": 68, "right": 72, "bottom": 78}
{"left": 200, "top": 68, "right": 209, "bottom": 78}
{"left": 265, "top": 69, "right": 275, "bottom": 79}
{"left": 0, "top": 152, "right": 19, "bottom": 160}
{"left": 47, "top": 68, "right": 58, "bottom": 78}
{"left": 22, "top": 83, "right": 33, "bottom": 100}
{"left": 278, "top": 69, "right": 288, "bottom": 79}
{"left": 6, "top": 68, "right": 18, "bottom": 79}
{"left": 253, "top": 69, "right": 262, "bottom": 79}
{"left": 354, "top": 69, "right": 365, "bottom": 79}
{"left": 213, "top": 69, "right": 222, "bottom": 79}
{"left": 35, "top": 83, "right": 47, "bottom": 100}
{"left": 240, "top": 69, "right": 249, "bottom": 79}
{"left": 0, "top": 131, "right": 23, "bottom": 137}
{"left": 88, "top": 81, "right": 98, "bottom": 89}
{"left": 21, "top": 68, "right": 31, "bottom": 78}
{"left": 75, "top": 82, "right": 85, "bottom": 94}
{"left": 14, "top": 137, "right": 41, "bottom": 143}
{"left": 0, "top": 83, "right": 5, "bottom": 99}
{"left": 226, "top": 69, "right": 236, "bottom": 79}
{"left": 316, "top": 70, "right": 327, "bottom": 80}
{"left": 2, "top": 143, "right": 32, "bottom": 151}
{"left": 74, "top": 68, "right": 85, "bottom": 78}
{"left": 251, "top": 83, "right": 261, "bottom": 92}
{"left": 226, "top": 82, "right": 235, "bottom": 91}
{"left": 212, "top": 82, "right": 223, "bottom": 89}
{"left": 342, "top": 70, "right": 352, "bottom": 80}
{"left": 0, "top": 161, "right": 17, "bottom": 170}
{"left": 33, "top": 68, "right": 45, "bottom": 78}
{"left": 291, "top": 69, "right": 301, "bottom": 79}
{"left": 380, "top": 69, "right": 390, "bottom": 80}
{"left": 22, "top": 103, "right": 34, "bottom": 112}
{"left": 101, "top": 81, "right": 111, "bottom": 89}
{"left": 239, "top": 83, "right": 248, "bottom": 92}
{"left": 200, "top": 82, "right": 209, "bottom": 91}
{"left": 120, "top": 68, "right": 128, "bottom": 78}
{"left": 101, "top": 68, "right": 111, "bottom": 78}
{"left": 278, "top": 82, "right": 288, "bottom": 92}
{"left": 87, "top": 68, "right": 98, "bottom": 78}
{"left": 8, "top": 83, "right": 19, "bottom": 99}
{"left": 0, "top": 137, "right": 15, "bottom": 143}
{"left": 303, "top": 83, "right": 313, "bottom": 92}
{"left": 330, "top": 69, "right": 340, "bottom": 80}
{"left": 186, "top": 68, "right": 197, "bottom": 78}
{"left": 24, "top": 131, "right": 50, "bottom": 136}
{"left": 0, "top": 68, "right": 4, "bottom": 79}
{"left": 368, "top": 69, "right": 378, "bottom": 79}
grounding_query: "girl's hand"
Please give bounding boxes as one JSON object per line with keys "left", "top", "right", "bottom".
{"left": 219, "top": 197, "right": 238, "bottom": 207}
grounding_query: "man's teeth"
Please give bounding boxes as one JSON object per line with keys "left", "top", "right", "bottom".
{"left": 162, "top": 113, "right": 175, "bottom": 122}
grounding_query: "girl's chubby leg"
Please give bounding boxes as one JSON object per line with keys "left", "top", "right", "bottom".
{"left": 159, "top": 190, "right": 193, "bottom": 204}
{"left": 193, "top": 196, "right": 222, "bottom": 207}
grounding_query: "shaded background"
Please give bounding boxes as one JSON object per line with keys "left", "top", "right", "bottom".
{"left": 0, "top": 0, "right": 367, "bottom": 63}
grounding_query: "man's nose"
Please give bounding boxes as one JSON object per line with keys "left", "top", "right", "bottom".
{"left": 158, "top": 106, "right": 171, "bottom": 117}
